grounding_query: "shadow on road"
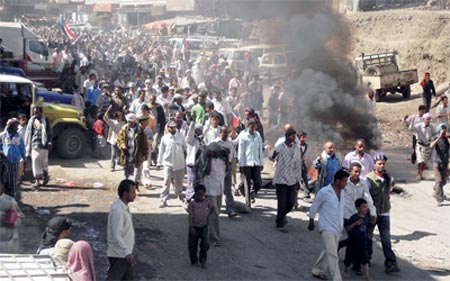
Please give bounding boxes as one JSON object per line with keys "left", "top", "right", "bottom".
{"left": 13, "top": 196, "right": 445, "bottom": 281}
{"left": 376, "top": 92, "right": 422, "bottom": 104}
{"left": 391, "top": 230, "right": 437, "bottom": 242}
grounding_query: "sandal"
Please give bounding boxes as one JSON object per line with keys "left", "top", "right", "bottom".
{"left": 312, "top": 273, "right": 327, "bottom": 280}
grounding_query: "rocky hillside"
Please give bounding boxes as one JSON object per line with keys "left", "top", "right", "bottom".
{"left": 347, "top": 9, "right": 450, "bottom": 87}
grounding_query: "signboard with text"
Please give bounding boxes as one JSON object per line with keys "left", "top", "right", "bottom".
{"left": 167, "top": 0, "right": 195, "bottom": 11}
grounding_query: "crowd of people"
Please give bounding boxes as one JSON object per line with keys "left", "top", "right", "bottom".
{"left": 0, "top": 23, "right": 448, "bottom": 281}
{"left": 0, "top": 110, "right": 406, "bottom": 281}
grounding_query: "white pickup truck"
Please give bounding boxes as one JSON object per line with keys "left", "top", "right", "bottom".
{"left": 354, "top": 52, "right": 418, "bottom": 101}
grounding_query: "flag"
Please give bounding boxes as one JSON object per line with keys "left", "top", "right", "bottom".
{"left": 232, "top": 111, "right": 240, "bottom": 128}
{"left": 58, "top": 15, "right": 77, "bottom": 40}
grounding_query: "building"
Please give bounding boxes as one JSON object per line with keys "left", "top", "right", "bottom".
{"left": 84, "top": 0, "right": 166, "bottom": 26}
{"left": 0, "top": 0, "right": 49, "bottom": 21}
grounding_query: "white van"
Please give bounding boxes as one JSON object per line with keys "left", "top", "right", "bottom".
{"left": 168, "top": 38, "right": 208, "bottom": 61}
{"left": 218, "top": 48, "right": 259, "bottom": 74}
{"left": 259, "top": 52, "right": 295, "bottom": 80}
{"left": 241, "top": 44, "right": 288, "bottom": 60}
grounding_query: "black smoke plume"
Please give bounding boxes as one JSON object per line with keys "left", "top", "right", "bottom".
{"left": 281, "top": 10, "right": 381, "bottom": 149}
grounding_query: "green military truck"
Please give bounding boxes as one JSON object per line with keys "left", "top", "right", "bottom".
{"left": 0, "top": 74, "right": 87, "bottom": 159}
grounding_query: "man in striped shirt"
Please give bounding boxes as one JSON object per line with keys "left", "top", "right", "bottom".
{"left": 271, "top": 128, "right": 302, "bottom": 232}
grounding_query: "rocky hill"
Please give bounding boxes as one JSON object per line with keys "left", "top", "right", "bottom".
{"left": 347, "top": 9, "right": 450, "bottom": 87}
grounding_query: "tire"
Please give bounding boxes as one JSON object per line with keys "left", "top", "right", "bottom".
{"left": 375, "top": 89, "right": 382, "bottom": 102}
{"left": 402, "top": 85, "right": 411, "bottom": 99}
{"left": 56, "top": 128, "right": 86, "bottom": 159}
{"left": 365, "top": 66, "right": 381, "bottom": 75}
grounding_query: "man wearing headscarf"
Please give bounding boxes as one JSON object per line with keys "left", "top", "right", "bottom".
{"left": 157, "top": 120, "right": 187, "bottom": 207}
{"left": 37, "top": 216, "right": 72, "bottom": 255}
{"left": 116, "top": 113, "right": 148, "bottom": 192}
{"left": 24, "top": 105, "right": 53, "bottom": 189}
{"left": 420, "top": 72, "right": 436, "bottom": 113}
{"left": 0, "top": 118, "right": 26, "bottom": 198}
{"left": 414, "top": 112, "right": 434, "bottom": 181}
{"left": 53, "top": 238, "right": 75, "bottom": 265}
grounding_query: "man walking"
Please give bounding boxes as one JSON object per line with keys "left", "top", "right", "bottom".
{"left": 157, "top": 120, "right": 187, "bottom": 207}
{"left": 299, "top": 131, "right": 312, "bottom": 202}
{"left": 97, "top": 84, "right": 112, "bottom": 118}
{"left": 431, "top": 123, "right": 450, "bottom": 206}
{"left": 106, "top": 180, "right": 137, "bottom": 280}
{"left": 247, "top": 74, "right": 264, "bottom": 117}
{"left": 271, "top": 128, "right": 302, "bottom": 232}
{"left": 237, "top": 118, "right": 264, "bottom": 205}
{"left": 403, "top": 105, "right": 426, "bottom": 164}
{"left": 129, "top": 90, "right": 147, "bottom": 115}
{"left": 213, "top": 127, "right": 238, "bottom": 218}
{"left": 414, "top": 112, "right": 434, "bottom": 180}
{"left": 24, "top": 105, "right": 53, "bottom": 189}
{"left": 313, "top": 141, "right": 341, "bottom": 192}
{"left": 366, "top": 153, "right": 400, "bottom": 273}
{"left": 343, "top": 162, "right": 377, "bottom": 224}
{"left": 202, "top": 141, "right": 228, "bottom": 246}
{"left": 308, "top": 169, "right": 349, "bottom": 281}
{"left": 149, "top": 94, "right": 166, "bottom": 163}
{"left": 116, "top": 113, "right": 148, "bottom": 191}
{"left": 420, "top": 72, "right": 436, "bottom": 113}
{"left": 111, "top": 86, "right": 129, "bottom": 114}
{"left": 342, "top": 139, "right": 374, "bottom": 178}
{"left": 436, "top": 96, "right": 450, "bottom": 125}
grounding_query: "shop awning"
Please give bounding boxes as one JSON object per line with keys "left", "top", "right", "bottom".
{"left": 93, "top": 3, "right": 112, "bottom": 12}
{"left": 142, "top": 20, "right": 167, "bottom": 31}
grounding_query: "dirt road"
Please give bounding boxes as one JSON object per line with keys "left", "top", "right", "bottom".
{"left": 15, "top": 133, "right": 449, "bottom": 281}
{"left": 12, "top": 78, "right": 450, "bottom": 281}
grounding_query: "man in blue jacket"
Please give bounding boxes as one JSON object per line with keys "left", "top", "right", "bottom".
{"left": 0, "top": 118, "right": 26, "bottom": 198}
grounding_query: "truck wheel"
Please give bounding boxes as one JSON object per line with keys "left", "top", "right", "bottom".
{"left": 57, "top": 128, "right": 85, "bottom": 159}
{"left": 402, "top": 86, "right": 411, "bottom": 99}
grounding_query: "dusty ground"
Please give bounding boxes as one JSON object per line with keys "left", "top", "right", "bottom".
{"left": 6, "top": 7, "right": 450, "bottom": 281}
{"left": 14, "top": 88, "right": 450, "bottom": 280}
{"left": 14, "top": 141, "right": 450, "bottom": 281}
